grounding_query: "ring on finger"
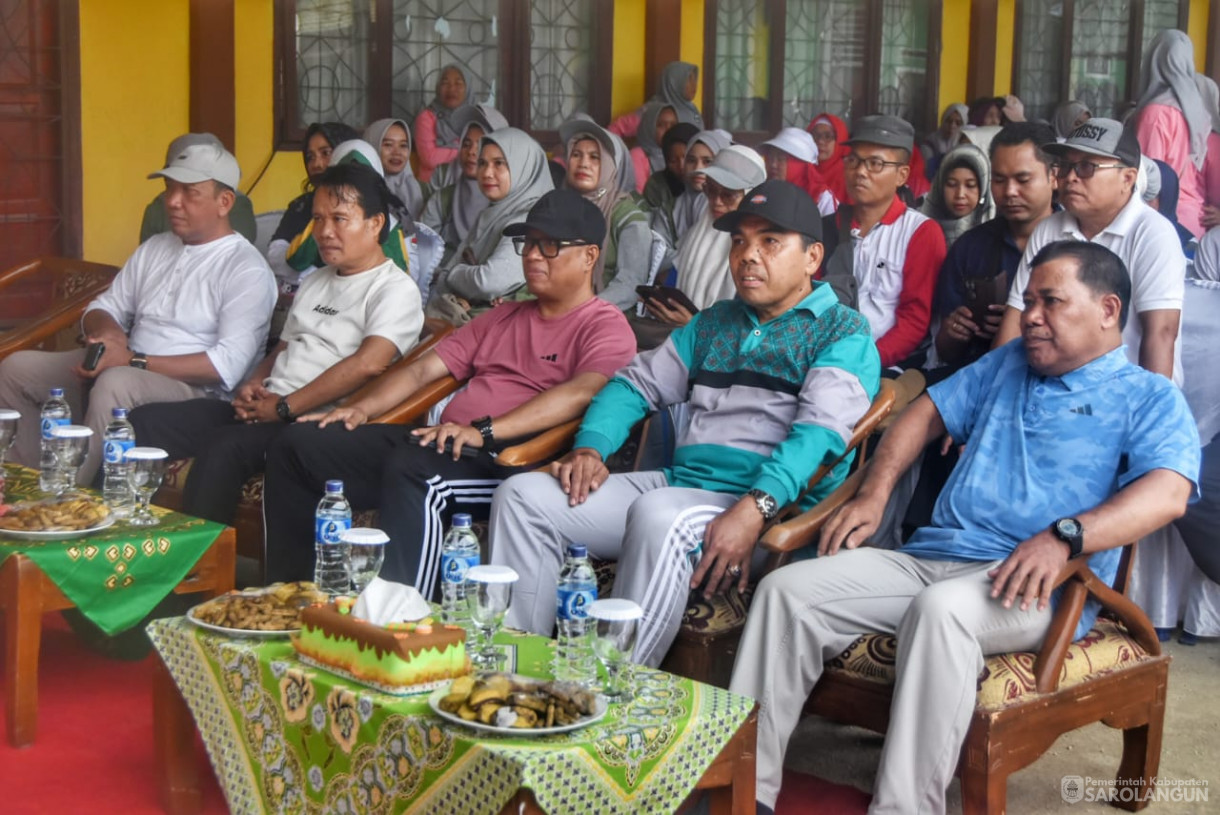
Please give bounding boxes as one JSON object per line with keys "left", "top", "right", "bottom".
{"left": 727, "top": 564, "right": 742, "bottom": 577}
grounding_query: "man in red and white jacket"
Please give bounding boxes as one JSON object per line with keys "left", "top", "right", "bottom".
{"left": 819, "top": 115, "right": 947, "bottom": 369}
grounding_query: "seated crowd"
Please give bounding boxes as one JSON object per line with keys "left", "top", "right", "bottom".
{"left": 3, "top": 39, "right": 1219, "bottom": 814}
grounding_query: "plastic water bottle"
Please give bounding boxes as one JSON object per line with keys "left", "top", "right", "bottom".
{"left": 554, "top": 544, "right": 598, "bottom": 682}
{"left": 313, "top": 480, "right": 352, "bottom": 595}
{"left": 440, "top": 513, "right": 480, "bottom": 628}
{"left": 39, "top": 387, "right": 71, "bottom": 492}
{"left": 101, "top": 407, "right": 136, "bottom": 517}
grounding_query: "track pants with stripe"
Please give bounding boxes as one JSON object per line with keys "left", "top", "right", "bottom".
{"left": 489, "top": 470, "right": 767, "bottom": 668}
{"left": 263, "top": 422, "right": 519, "bottom": 598}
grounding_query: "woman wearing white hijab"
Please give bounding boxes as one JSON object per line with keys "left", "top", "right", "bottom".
{"left": 559, "top": 117, "right": 652, "bottom": 310}
{"left": 920, "top": 143, "right": 994, "bottom": 249}
{"left": 1135, "top": 29, "right": 1208, "bottom": 237}
{"left": 427, "top": 128, "right": 554, "bottom": 323}
{"left": 421, "top": 105, "right": 508, "bottom": 259}
{"left": 646, "top": 145, "right": 766, "bottom": 327}
{"left": 654, "top": 128, "right": 733, "bottom": 250}
{"left": 363, "top": 118, "right": 425, "bottom": 218}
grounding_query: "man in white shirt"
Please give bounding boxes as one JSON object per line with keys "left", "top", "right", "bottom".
{"left": 994, "top": 118, "right": 1184, "bottom": 383}
{"left": 0, "top": 142, "right": 276, "bottom": 484}
{"left": 128, "top": 162, "right": 423, "bottom": 526}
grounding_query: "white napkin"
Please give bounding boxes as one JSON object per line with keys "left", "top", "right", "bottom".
{"left": 351, "top": 577, "right": 432, "bottom": 624}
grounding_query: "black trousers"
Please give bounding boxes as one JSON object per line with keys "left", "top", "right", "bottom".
{"left": 262, "top": 422, "right": 522, "bottom": 597}
{"left": 128, "top": 398, "right": 285, "bottom": 526}
{"left": 1174, "top": 437, "right": 1220, "bottom": 584}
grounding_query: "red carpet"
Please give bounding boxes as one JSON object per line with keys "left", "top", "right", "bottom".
{"left": 0, "top": 614, "right": 227, "bottom": 815}
{"left": 776, "top": 769, "right": 872, "bottom": 815}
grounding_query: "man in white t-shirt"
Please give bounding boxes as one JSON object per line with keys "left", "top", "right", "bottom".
{"left": 128, "top": 163, "right": 423, "bottom": 526}
{"left": 0, "top": 142, "right": 276, "bottom": 484}
{"left": 994, "top": 118, "right": 1184, "bottom": 383}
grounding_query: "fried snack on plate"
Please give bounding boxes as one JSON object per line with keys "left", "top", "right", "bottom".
{"left": 192, "top": 582, "right": 327, "bottom": 631}
{"left": 436, "top": 673, "right": 599, "bottom": 729}
{"left": 0, "top": 497, "right": 110, "bottom": 532}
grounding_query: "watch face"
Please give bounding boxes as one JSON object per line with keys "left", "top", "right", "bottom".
{"left": 1057, "top": 518, "right": 1082, "bottom": 538}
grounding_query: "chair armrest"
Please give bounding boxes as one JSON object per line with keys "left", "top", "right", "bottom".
{"left": 759, "top": 469, "right": 866, "bottom": 572}
{"left": 0, "top": 257, "right": 118, "bottom": 360}
{"left": 1031, "top": 549, "right": 1160, "bottom": 693}
{"left": 368, "top": 375, "right": 464, "bottom": 426}
{"left": 495, "top": 418, "right": 582, "bottom": 468}
{"left": 876, "top": 369, "right": 926, "bottom": 432}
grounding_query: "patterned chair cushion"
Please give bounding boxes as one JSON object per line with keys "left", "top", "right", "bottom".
{"left": 825, "top": 619, "right": 1155, "bottom": 710}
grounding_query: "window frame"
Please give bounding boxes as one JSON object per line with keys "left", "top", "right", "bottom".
{"left": 1011, "top": 0, "right": 1191, "bottom": 115}
{"left": 701, "top": 0, "right": 943, "bottom": 141}
{"left": 273, "top": 0, "right": 614, "bottom": 150}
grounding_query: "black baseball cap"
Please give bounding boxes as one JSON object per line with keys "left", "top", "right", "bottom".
{"left": 503, "top": 189, "right": 607, "bottom": 246}
{"left": 711, "top": 179, "right": 823, "bottom": 242}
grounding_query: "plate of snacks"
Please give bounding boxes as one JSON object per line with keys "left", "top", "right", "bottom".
{"left": 186, "top": 581, "right": 329, "bottom": 637}
{"left": 429, "top": 673, "right": 608, "bottom": 736}
{"left": 0, "top": 495, "right": 115, "bottom": 540}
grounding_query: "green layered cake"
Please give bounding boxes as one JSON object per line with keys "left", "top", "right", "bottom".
{"left": 292, "top": 600, "right": 469, "bottom": 692}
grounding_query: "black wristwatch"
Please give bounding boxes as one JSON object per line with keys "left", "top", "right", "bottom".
{"left": 275, "top": 396, "right": 294, "bottom": 423}
{"left": 471, "top": 416, "right": 495, "bottom": 446}
{"left": 1051, "top": 517, "right": 1085, "bottom": 559}
{"left": 129, "top": 351, "right": 148, "bottom": 370}
{"left": 746, "top": 488, "right": 780, "bottom": 521}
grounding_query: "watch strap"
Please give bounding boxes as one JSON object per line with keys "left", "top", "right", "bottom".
{"left": 471, "top": 416, "right": 495, "bottom": 445}
{"left": 276, "top": 396, "right": 294, "bottom": 423}
{"left": 129, "top": 352, "right": 148, "bottom": 370}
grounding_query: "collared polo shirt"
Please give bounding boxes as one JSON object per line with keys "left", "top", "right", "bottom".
{"left": 1006, "top": 190, "right": 1185, "bottom": 383}
{"left": 908, "top": 341, "right": 1200, "bottom": 637}
{"left": 576, "top": 282, "right": 881, "bottom": 509}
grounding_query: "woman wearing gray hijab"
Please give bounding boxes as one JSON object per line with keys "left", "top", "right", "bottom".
{"left": 920, "top": 143, "right": 994, "bottom": 249}
{"left": 920, "top": 103, "right": 968, "bottom": 175}
{"left": 364, "top": 118, "right": 425, "bottom": 217}
{"left": 427, "top": 128, "right": 554, "bottom": 323}
{"left": 629, "top": 101, "right": 682, "bottom": 194}
{"left": 1135, "top": 29, "right": 1208, "bottom": 237}
{"left": 608, "top": 60, "right": 703, "bottom": 139}
{"left": 655, "top": 128, "right": 733, "bottom": 250}
{"left": 559, "top": 117, "right": 652, "bottom": 310}
{"left": 421, "top": 105, "right": 509, "bottom": 258}
{"left": 1051, "top": 100, "right": 1091, "bottom": 140}
{"left": 414, "top": 64, "right": 474, "bottom": 183}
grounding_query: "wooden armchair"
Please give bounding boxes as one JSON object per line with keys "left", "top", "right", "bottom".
{"left": 793, "top": 477, "right": 1168, "bottom": 812}
{"left": 659, "top": 370, "right": 926, "bottom": 688}
{"left": 0, "top": 257, "right": 119, "bottom": 360}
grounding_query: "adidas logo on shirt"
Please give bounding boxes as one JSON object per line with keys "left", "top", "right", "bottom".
{"left": 312, "top": 304, "right": 339, "bottom": 316}
{"left": 540, "top": 353, "right": 558, "bottom": 362}
{"left": 1069, "top": 404, "right": 1093, "bottom": 416}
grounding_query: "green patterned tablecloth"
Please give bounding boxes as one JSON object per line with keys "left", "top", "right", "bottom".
{"left": 148, "top": 616, "right": 755, "bottom": 815}
{"left": 0, "top": 464, "right": 226, "bottom": 634}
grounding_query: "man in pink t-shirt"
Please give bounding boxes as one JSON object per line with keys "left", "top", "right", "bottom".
{"left": 262, "top": 190, "right": 636, "bottom": 595}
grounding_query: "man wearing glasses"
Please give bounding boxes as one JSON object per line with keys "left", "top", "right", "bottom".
{"left": 993, "top": 118, "right": 1183, "bottom": 384}
{"left": 260, "top": 190, "right": 636, "bottom": 594}
{"left": 819, "top": 115, "right": 948, "bottom": 370}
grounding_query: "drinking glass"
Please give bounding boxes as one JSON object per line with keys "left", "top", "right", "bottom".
{"left": 588, "top": 599, "right": 643, "bottom": 703}
{"left": 124, "top": 447, "right": 168, "bottom": 526}
{"left": 50, "top": 425, "right": 92, "bottom": 496}
{"left": 465, "top": 565, "right": 519, "bottom": 671}
{"left": 342, "top": 527, "right": 388, "bottom": 596}
{"left": 0, "top": 409, "right": 17, "bottom": 502}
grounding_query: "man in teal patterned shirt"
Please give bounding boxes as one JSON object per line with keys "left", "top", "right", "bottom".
{"left": 732, "top": 240, "right": 1200, "bottom": 815}
{"left": 489, "top": 180, "right": 881, "bottom": 667}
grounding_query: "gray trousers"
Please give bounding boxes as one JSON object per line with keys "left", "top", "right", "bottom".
{"left": 0, "top": 349, "right": 206, "bottom": 484}
{"left": 489, "top": 470, "right": 765, "bottom": 667}
{"left": 729, "top": 548, "right": 1052, "bottom": 814}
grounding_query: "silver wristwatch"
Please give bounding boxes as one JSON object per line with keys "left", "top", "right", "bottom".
{"left": 746, "top": 488, "right": 780, "bottom": 521}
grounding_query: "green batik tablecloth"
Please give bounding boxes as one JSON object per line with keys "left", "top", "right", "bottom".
{"left": 0, "top": 464, "right": 226, "bottom": 634}
{"left": 148, "top": 616, "right": 755, "bottom": 815}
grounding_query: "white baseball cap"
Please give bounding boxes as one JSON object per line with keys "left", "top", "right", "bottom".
{"left": 760, "top": 127, "right": 818, "bottom": 164}
{"left": 149, "top": 142, "right": 241, "bottom": 190}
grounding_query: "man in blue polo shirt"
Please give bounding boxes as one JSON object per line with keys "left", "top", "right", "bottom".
{"left": 489, "top": 180, "right": 881, "bottom": 668}
{"left": 731, "top": 240, "right": 1199, "bottom": 815}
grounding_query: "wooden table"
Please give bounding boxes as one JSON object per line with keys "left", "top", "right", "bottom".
{"left": 151, "top": 646, "right": 758, "bottom": 815}
{"left": 1, "top": 527, "right": 235, "bottom": 747}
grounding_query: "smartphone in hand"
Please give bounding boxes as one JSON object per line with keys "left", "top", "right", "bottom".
{"left": 83, "top": 342, "right": 106, "bottom": 372}
{"left": 636, "top": 285, "right": 700, "bottom": 315}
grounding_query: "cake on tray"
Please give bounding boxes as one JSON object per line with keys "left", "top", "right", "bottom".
{"left": 292, "top": 598, "right": 469, "bottom": 694}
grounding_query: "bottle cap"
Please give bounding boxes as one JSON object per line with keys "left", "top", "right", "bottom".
{"left": 0, "top": 409, "right": 19, "bottom": 420}
{"left": 452, "top": 513, "right": 473, "bottom": 528}
{"left": 325, "top": 479, "right": 344, "bottom": 493}
{"left": 567, "top": 544, "right": 588, "bottom": 559}
{"left": 49, "top": 387, "right": 64, "bottom": 397}
{"left": 466, "top": 564, "right": 519, "bottom": 584}
{"left": 111, "top": 407, "right": 128, "bottom": 419}
{"left": 124, "top": 446, "right": 168, "bottom": 460}
{"left": 587, "top": 598, "right": 643, "bottom": 622}
{"left": 50, "top": 424, "right": 93, "bottom": 438}
{"left": 340, "top": 527, "right": 389, "bottom": 545}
